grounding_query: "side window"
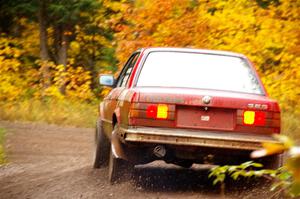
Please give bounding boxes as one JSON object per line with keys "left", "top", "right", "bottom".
{"left": 117, "top": 53, "right": 140, "bottom": 87}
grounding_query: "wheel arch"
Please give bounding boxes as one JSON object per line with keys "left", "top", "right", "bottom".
{"left": 112, "top": 114, "right": 117, "bottom": 128}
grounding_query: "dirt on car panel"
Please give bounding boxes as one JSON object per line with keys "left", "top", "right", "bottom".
{"left": 0, "top": 121, "right": 273, "bottom": 199}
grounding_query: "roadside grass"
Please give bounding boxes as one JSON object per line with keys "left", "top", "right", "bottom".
{"left": 0, "top": 99, "right": 299, "bottom": 141}
{"left": 0, "top": 99, "right": 98, "bottom": 128}
{"left": 0, "top": 128, "right": 6, "bottom": 164}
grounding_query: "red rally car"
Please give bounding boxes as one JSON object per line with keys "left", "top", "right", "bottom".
{"left": 93, "top": 47, "right": 283, "bottom": 183}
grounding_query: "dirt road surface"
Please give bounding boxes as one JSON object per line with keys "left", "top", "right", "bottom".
{"left": 0, "top": 121, "right": 275, "bottom": 199}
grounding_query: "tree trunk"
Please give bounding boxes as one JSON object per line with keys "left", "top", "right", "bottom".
{"left": 38, "top": 1, "right": 51, "bottom": 90}
{"left": 88, "top": 34, "right": 97, "bottom": 90}
{"left": 57, "top": 26, "right": 68, "bottom": 95}
{"left": 53, "top": 27, "right": 61, "bottom": 63}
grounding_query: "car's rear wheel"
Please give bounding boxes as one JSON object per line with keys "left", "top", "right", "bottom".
{"left": 93, "top": 120, "right": 110, "bottom": 168}
{"left": 261, "top": 154, "right": 283, "bottom": 170}
{"left": 175, "top": 160, "right": 193, "bottom": 168}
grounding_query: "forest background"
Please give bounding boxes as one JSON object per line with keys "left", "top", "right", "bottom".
{"left": 0, "top": 0, "right": 299, "bottom": 139}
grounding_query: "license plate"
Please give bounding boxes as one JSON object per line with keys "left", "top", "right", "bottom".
{"left": 176, "top": 106, "right": 234, "bottom": 131}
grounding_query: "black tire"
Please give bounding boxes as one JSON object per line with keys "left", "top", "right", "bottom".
{"left": 175, "top": 160, "right": 193, "bottom": 168}
{"left": 93, "top": 120, "right": 110, "bottom": 168}
{"left": 261, "top": 154, "right": 283, "bottom": 170}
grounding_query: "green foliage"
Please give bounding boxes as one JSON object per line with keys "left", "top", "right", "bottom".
{"left": 0, "top": 128, "right": 6, "bottom": 164}
{"left": 209, "top": 162, "right": 294, "bottom": 197}
{"left": 210, "top": 135, "right": 300, "bottom": 198}
{"left": 209, "top": 161, "right": 277, "bottom": 185}
{"left": 48, "top": 0, "right": 100, "bottom": 25}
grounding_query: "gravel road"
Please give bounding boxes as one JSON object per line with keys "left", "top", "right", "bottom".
{"left": 0, "top": 121, "right": 276, "bottom": 199}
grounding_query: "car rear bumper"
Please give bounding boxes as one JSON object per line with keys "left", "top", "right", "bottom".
{"left": 120, "top": 127, "right": 280, "bottom": 151}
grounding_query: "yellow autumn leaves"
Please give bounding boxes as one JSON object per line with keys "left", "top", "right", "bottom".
{"left": 0, "top": 37, "right": 24, "bottom": 101}
{"left": 116, "top": 0, "right": 300, "bottom": 115}
{"left": 0, "top": 0, "right": 299, "bottom": 113}
{"left": 0, "top": 36, "right": 94, "bottom": 101}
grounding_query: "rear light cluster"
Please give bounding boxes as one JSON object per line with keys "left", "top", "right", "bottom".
{"left": 237, "top": 110, "right": 280, "bottom": 128}
{"left": 146, "top": 104, "right": 169, "bottom": 119}
{"left": 129, "top": 103, "right": 175, "bottom": 120}
{"left": 243, "top": 111, "right": 266, "bottom": 126}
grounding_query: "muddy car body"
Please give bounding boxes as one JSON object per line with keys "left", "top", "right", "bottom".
{"left": 93, "top": 47, "right": 282, "bottom": 183}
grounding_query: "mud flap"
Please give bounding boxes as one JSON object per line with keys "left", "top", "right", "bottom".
{"left": 111, "top": 127, "right": 128, "bottom": 161}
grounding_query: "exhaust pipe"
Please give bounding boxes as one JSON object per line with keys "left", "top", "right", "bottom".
{"left": 153, "top": 145, "right": 166, "bottom": 158}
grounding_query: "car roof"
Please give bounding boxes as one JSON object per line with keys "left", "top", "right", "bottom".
{"left": 139, "top": 47, "right": 246, "bottom": 58}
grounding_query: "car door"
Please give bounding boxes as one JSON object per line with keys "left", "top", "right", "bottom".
{"left": 102, "top": 52, "right": 140, "bottom": 137}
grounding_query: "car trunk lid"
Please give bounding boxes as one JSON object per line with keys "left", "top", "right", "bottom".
{"left": 128, "top": 87, "right": 280, "bottom": 134}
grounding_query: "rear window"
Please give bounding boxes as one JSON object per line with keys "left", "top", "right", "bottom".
{"left": 136, "top": 51, "right": 264, "bottom": 95}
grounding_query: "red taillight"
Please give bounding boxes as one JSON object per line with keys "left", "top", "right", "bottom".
{"left": 146, "top": 105, "right": 157, "bottom": 118}
{"left": 146, "top": 104, "right": 168, "bottom": 119}
{"left": 254, "top": 111, "right": 266, "bottom": 125}
{"left": 243, "top": 111, "right": 266, "bottom": 126}
{"left": 129, "top": 103, "right": 175, "bottom": 127}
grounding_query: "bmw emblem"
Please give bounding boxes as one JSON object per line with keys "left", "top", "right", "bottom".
{"left": 202, "top": 96, "right": 211, "bottom": 105}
